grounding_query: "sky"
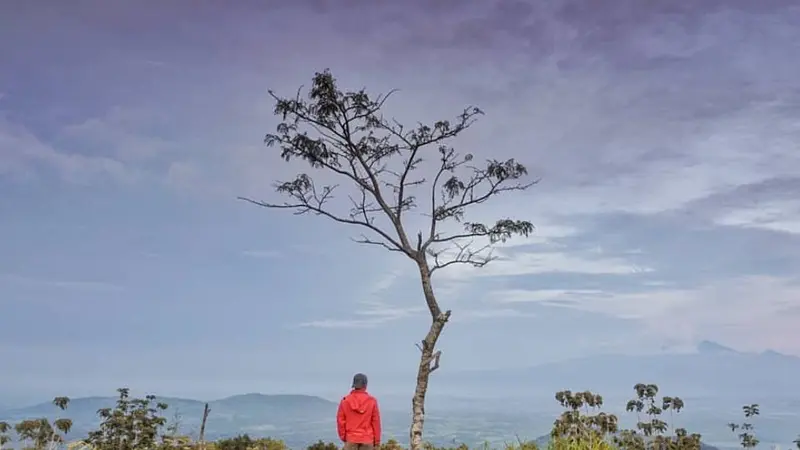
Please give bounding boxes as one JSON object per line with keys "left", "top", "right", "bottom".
{"left": 1, "top": 0, "right": 799, "bottom": 406}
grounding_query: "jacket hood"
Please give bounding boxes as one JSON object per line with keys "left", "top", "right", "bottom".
{"left": 344, "top": 390, "right": 371, "bottom": 414}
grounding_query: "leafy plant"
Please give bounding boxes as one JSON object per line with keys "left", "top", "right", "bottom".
{"left": 215, "top": 434, "right": 256, "bottom": 450}
{"left": 615, "top": 383, "right": 700, "bottom": 450}
{"left": 420, "top": 443, "right": 470, "bottom": 450}
{"left": 504, "top": 439, "right": 539, "bottom": 450}
{"left": 306, "top": 440, "right": 339, "bottom": 450}
{"left": 214, "top": 435, "right": 288, "bottom": 450}
{"left": 247, "top": 437, "right": 289, "bottom": 450}
{"left": 549, "top": 435, "right": 613, "bottom": 450}
{"left": 0, "top": 421, "right": 11, "bottom": 450}
{"left": 13, "top": 397, "right": 72, "bottom": 450}
{"left": 83, "top": 388, "right": 168, "bottom": 450}
{"left": 727, "top": 404, "right": 760, "bottom": 449}
{"left": 551, "top": 390, "right": 618, "bottom": 441}
{"left": 379, "top": 440, "right": 406, "bottom": 450}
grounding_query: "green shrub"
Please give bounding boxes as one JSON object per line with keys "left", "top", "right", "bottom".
{"left": 306, "top": 440, "right": 338, "bottom": 450}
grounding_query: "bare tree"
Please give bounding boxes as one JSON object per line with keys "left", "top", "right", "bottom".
{"left": 239, "top": 69, "right": 535, "bottom": 450}
{"left": 198, "top": 403, "right": 210, "bottom": 450}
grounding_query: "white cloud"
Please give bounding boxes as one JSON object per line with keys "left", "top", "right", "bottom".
{"left": 365, "top": 270, "right": 404, "bottom": 297}
{"left": 438, "top": 249, "right": 650, "bottom": 282}
{"left": 714, "top": 199, "right": 800, "bottom": 235}
{"left": 297, "top": 267, "right": 426, "bottom": 328}
{"left": 57, "top": 106, "right": 174, "bottom": 163}
{"left": 0, "top": 117, "right": 138, "bottom": 184}
{"left": 499, "top": 221, "right": 578, "bottom": 247}
{"left": 454, "top": 308, "right": 537, "bottom": 322}
{"left": 489, "top": 276, "right": 800, "bottom": 354}
{"left": 489, "top": 289, "right": 607, "bottom": 305}
{"left": 297, "top": 305, "right": 424, "bottom": 329}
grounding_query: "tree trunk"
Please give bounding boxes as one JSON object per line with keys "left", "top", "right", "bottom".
{"left": 409, "top": 262, "right": 451, "bottom": 450}
{"left": 198, "top": 403, "right": 210, "bottom": 450}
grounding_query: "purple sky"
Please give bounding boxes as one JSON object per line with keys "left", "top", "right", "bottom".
{"left": 1, "top": 0, "right": 799, "bottom": 404}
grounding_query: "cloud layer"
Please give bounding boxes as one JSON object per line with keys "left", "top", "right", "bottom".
{"left": 1, "top": 0, "right": 799, "bottom": 400}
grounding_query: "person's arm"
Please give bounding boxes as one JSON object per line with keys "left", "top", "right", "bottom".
{"left": 337, "top": 399, "right": 347, "bottom": 442}
{"left": 372, "top": 398, "right": 382, "bottom": 447}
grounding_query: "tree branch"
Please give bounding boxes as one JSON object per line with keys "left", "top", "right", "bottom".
{"left": 246, "top": 69, "right": 537, "bottom": 287}
{"left": 351, "top": 234, "right": 407, "bottom": 253}
{"left": 418, "top": 155, "right": 538, "bottom": 273}
{"left": 237, "top": 172, "right": 409, "bottom": 256}
{"left": 238, "top": 195, "right": 405, "bottom": 253}
{"left": 414, "top": 344, "right": 443, "bottom": 373}
{"left": 427, "top": 240, "right": 497, "bottom": 275}
{"left": 429, "top": 350, "right": 442, "bottom": 373}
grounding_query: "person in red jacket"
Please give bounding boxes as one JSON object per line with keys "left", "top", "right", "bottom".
{"left": 337, "top": 373, "right": 382, "bottom": 450}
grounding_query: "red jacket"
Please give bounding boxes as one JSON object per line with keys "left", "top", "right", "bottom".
{"left": 337, "top": 389, "right": 382, "bottom": 445}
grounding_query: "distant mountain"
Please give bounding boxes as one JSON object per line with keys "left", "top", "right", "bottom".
{"left": 2, "top": 393, "right": 335, "bottom": 419}
{"left": 443, "top": 341, "right": 800, "bottom": 399}
{"left": 695, "top": 340, "right": 737, "bottom": 355}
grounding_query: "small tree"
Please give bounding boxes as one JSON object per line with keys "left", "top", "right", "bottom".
{"left": 306, "top": 440, "right": 339, "bottom": 450}
{"left": 240, "top": 69, "right": 535, "bottom": 450}
{"left": 13, "top": 397, "right": 72, "bottom": 450}
{"left": 379, "top": 439, "right": 405, "bottom": 450}
{"left": 215, "top": 434, "right": 255, "bottom": 450}
{"left": 728, "top": 404, "right": 760, "bottom": 449}
{"left": 84, "top": 388, "right": 168, "bottom": 450}
{"left": 215, "top": 435, "right": 288, "bottom": 450}
{"left": 248, "top": 438, "right": 289, "bottom": 450}
{"left": 550, "top": 390, "right": 618, "bottom": 442}
{"left": 0, "top": 421, "right": 12, "bottom": 450}
{"left": 614, "top": 383, "right": 700, "bottom": 450}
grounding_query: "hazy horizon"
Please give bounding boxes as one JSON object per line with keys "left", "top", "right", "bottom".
{"left": 2, "top": 339, "right": 798, "bottom": 409}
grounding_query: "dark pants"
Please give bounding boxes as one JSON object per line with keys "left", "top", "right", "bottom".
{"left": 344, "top": 443, "right": 374, "bottom": 450}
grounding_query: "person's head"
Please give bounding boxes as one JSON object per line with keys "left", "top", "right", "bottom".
{"left": 352, "top": 373, "right": 368, "bottom": 390}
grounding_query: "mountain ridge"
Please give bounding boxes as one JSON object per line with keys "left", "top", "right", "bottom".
{"left": 444, "top": 341, "right": 799, "bottom": 377}
{"left": 444, "top": 340, "right": 800, "bottom": 386}
{"left": 6, "top": 393, "right": 335, "bottom": 413}
{"left": 696, "top": 340, "right": 738, "bottom": 354}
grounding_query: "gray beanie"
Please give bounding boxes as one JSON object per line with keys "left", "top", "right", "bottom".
{"left": 352, "top": 373, "right": 368, "bottom": 389}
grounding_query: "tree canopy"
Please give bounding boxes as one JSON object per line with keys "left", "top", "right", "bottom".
{"left": 239, "top": 69, "right": 536, "bottom": 278}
